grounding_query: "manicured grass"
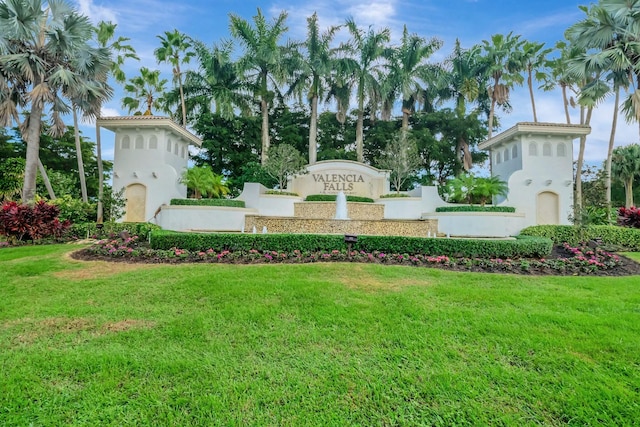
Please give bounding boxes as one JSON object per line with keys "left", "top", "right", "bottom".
{"left": 1, "top": 245, "right": 640, "bottom": 425}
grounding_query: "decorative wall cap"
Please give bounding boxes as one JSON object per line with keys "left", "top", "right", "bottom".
{"left": 479, "top": 122, "right": 591, "bottom": 151}
{"left": 97, "top": 116, "right": 202, "bottom": 147}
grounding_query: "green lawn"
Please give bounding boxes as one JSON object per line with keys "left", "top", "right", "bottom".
{"left": 1, "top": 245, "right": 639, "bottom": 426}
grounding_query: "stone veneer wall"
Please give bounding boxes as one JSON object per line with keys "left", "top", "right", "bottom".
{"left": 244, "top": 216, "right": 437, "bottom": 238}
{"left": 294, "top": 202, "right": 384, "bottom": 220}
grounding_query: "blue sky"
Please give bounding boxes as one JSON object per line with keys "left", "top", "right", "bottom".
{"left": 71, "top": 0, "right": 636, "bottom": 167}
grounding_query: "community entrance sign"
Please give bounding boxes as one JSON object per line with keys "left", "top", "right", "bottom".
{"left": 288, "top": 160, "right": 390, "bottom": 199}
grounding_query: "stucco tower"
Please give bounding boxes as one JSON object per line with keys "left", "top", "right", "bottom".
{"left": 97, "top": 116, "right": 202, "bottom": 222}
{"left": 478, "top": 122, "right": 591, "bottom": 227}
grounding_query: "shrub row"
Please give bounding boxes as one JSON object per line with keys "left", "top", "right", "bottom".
{"left": 305, "top": 194, "right": 374, "bottom": 203}
{"left": 435, "top": 206, "right": 516, "bottom": 213}
{"left": 520, "top": 224, "right": 640, "bottom": 250}
{"left": 170, "top": 199, "right": 246, "bottom": 208}
{"left": 150, "top": 230, "right": 552, "bottom": 259}
{"left": 265, "top": 190, "right": 299, "bottom": 196}
{"left": 69, "top": 222, "right": 161, "bottom": 239}
{"left": 379, "top": 193, "right": 410, "bottom": 198}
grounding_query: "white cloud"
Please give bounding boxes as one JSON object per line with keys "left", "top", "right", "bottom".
{"left": 100, "top": 107, "right": 121, "bottom": 118}
{"left": 75, "top": 0, "right": 118, "bottom": 24}
{"left": 271, "top": 0, "right": 403, "bottom": 43}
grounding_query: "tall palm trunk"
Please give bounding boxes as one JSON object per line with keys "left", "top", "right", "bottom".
{"left": 402, "top": 110, "right": 410, "bottom": 131}
{"left": 605, "top": 86, "right": 620, "bottom": 222}
{"left": 624, "top": 178, "right": 634, "bottom": 208}
{"left": 309, "top": 94, "right": 318, "bottom": 164}
{"left": 574, "top": 105, "right": 593, "bottom": 217}
{"left": 73, "top": 108, "right": 88, "bottom": 203}
{"left": 260, "top": 97, "right": 269, "bottom": 165}
{"left": 562, "top": 84, "right": 571, "bottom": 124}
{"left": 487, "top": 97, "right": 497, "bottom": 139}
{"left": 528, "top": 67, "right": 538, "bottom": 122}
{"left": 356, "top": 94, "right": 364, "bottom": 162}
{"left": 176, "top": 63, "right": 187, "bottom": 126}
{"left": 22, "top": 103, "right": 45, "bottom": 204}
{"left": 487, "top": 76, "right": 499, "bottom": 139}
{"left": 95, "top": 122, "right": 104, "bottom": 223}
{"left": 37, "top": 158, "right": 55, "bottom": 200}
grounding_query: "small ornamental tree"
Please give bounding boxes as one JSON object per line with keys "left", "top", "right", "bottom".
{"left": 376, "top": 131, "right": 422, "bottom": 193}
{"left": 443, "top": 173, "right": 508, "bottom": 206}
{"left": 263, "top": 144, "right": 307, "bottom": 191}
{"left": 180, "top": 166, "right": 229, "bottom": 199}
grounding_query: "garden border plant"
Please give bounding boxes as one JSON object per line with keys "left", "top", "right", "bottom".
{"left": 520, "top": 224, "right": 640, "bottom": 250}
{"left": 78, "top": 234, "right": 626, "bottom": 276}
{"left": 435, "top": 206, "right": 516, "bottom": 213}
{"left": 305, "top": 194, "right": 374, "bottom": 203}
{"left": 170, "top": 199, "right": 246, "bottom": 208}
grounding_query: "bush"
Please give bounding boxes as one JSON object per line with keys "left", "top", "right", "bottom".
{"left": 442, "top": 174, "right": 508, "bottom": 206}
{"left": 0, "top": 200, "right": 70, "bottom": 242}
{"left": 618, "top": 206, "right": 640, "bottom": 228}
{"left": 170, "top": 199, "right": 246, "bottom": 208}
{"left": 305, "top": 194, "right": 374, "bottom": 203}
{"left": 435, "top": 206, "right": 516, "bottom": 213}
{"left": 265, "top": 190, "right": 299, "bottom": 196}
{"left": 68, "top": 222, "right": 161, "bottom": 240}
{"left": 150, "top": 230, "right": 552, "bottom": 259}
{"left": 379, "top": 193, "right": 410, "bottom": 198}
{"left": 570, "top": 205, "right": 616, "bottom": 226}
{"left": 51, "top": 195, "right": 96, "bottom": 223}
{"left": 520, "top": 224, "right": 640, "bottom": 250}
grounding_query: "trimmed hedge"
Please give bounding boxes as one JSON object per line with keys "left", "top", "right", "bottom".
{"left": 69, "top": 222, "right": 161, "bottom": 239}
{"left": 379, "top": 193, "right": 410, "bottom": 198}
{"left": 520, "top": 224, "right": 640, "bottom": 250}
{"left": 150, "top": 230, "right": 552, "bottom": 259}
{"left": 436, "top": 206, "right": 516, "bottom": 213}
{"left": 170, "top": 199, "right": 246, "bottom": 208}
{"left": 305, "top": 194, "right": 374, "bottom": 203}
{"left": 265, "top": 190, "right": 299, "bottom": 196}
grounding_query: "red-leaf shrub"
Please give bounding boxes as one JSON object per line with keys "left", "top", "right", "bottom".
{"left": 618, "top": 206, "right": 640, "bottom": 228}
{"left": 0, "top": 201, "right": 70, "bottom": 242}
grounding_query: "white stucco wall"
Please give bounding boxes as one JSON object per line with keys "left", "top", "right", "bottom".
{"left": 156, "top": 205, "right": 259, "bottom": 232}
{"left": 422, "top": 212, "right": 526, "bottom": 237}
{"left": 237, "top": 183, "right": 302, "bottom": 217}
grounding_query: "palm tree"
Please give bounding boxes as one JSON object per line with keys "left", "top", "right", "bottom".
{"left": 122, "top": 67, "right": 168, "bottom": 115}
{"left": 604, "top": 70, "right": 630, "bottom": 219}
{"left": 480, "top": 32, "right": 524, "bottom": 139}
{"left": 566, "top": 1, "right": 640, "bottom": 136}
{"left": 287, "top": 13, "right": 339, "bottom": 164}
{"left": 155, "top": 30, "right": 194, "bottom": 126}
{"left": 180, "top": 166, "right": 229, "bottom": 199}
{"left": 612, "top": 144, "right": 640, "bottom": 208}
{"left": 344, "top": 19, "right": 390, "bottom": 162}
{"left": 229, "top": 8, "right": 289, "bottom": 165}
{"left": 436, "top": 40, "right": 486, "bottom": 170}
{"left": 520, "top": 41, "right": 552, "bottom": 122}
{"left": 386, "top": 26, "right": 442, "bottom": 131}
{"left": 176, "top": 40, "right": 250, "bottom": 122}
{"left": 565, "top": 3, "right": 640, "bottom": 215}
{"left": 541, "top": 41, "right": 582, "bottom": 125}
{"left": 0, "top": 0, "right": 112, "bottom": 205}
{"left": 94, "top": 21, "right": 138, "bottom": 222}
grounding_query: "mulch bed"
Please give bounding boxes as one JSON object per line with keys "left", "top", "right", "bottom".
{"left": 69, "top": 245, "right": 640, "bottom": 277}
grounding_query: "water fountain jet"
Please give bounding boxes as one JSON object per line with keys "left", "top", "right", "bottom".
{"left": 334, "top": 191, "right": 349, "bottom": 220}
